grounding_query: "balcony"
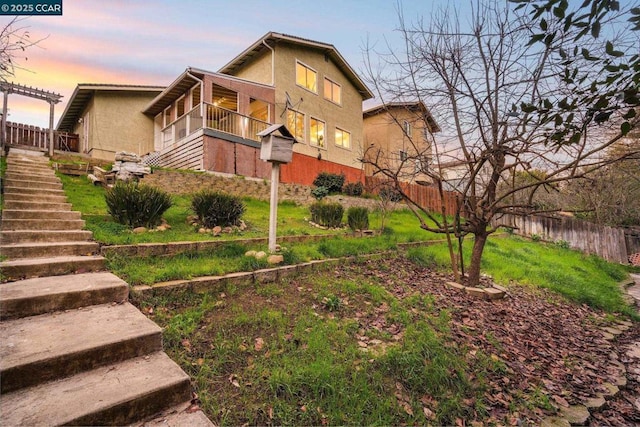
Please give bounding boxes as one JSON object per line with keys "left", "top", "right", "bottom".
{"left": 160, "top": 102, "right": 271, "bottom": 148}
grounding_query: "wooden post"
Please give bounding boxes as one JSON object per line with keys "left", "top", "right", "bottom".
{"left": 48, "top": 100, "right": 55, "bottom": 157}
{"left": 268, "top": 162, "right": 280, "bottom": 253}
{"left": 1, "top": 90, "right": 8, "bottom": 156}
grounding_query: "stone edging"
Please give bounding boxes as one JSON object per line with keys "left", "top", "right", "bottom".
{"left": 445, "top": 281, "right": 507, "bottom": 300}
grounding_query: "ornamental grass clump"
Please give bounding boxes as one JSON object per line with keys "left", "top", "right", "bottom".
{"left": 347, "top": 206, "right": 369, "bottom": 231}
{"left": 105, "top": 181, "right": 172, "bottom": 228}
{"left": 310, "top": 201, "right": 344, "bottom": 228}
{"left": 191, "top": 190, "right": 246, "bottom": 228}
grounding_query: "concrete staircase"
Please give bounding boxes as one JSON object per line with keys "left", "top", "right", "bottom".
{"left": 0, "top": 149, "right": 213, "bottom": 426}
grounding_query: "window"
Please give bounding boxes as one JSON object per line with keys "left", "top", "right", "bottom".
{"left": 191, "top": 85, "right": 201, "bottom": 110}
{"left": 286, "top": 109, "right": 305, "bottom": 142}
{"left": 399, "top": 150, "right": 408, "bottom": 162}
{"left": 163, "top": 107, "right": 172, "bottom": 127}
{"left": 323, "top": 78, "right": 341, "bottom": 104}
{"left": 335, "top": 127, "right": 351, "bottom": 149}
{"left": 296, "top": 61, "right": 317, "bottom": 93}
{"left": 403, "top": 120, "right": 411, "bottom": 136}
{"left": 310, "top": 117, "right": 325, "bottom": 147}
{"left": 176, "top": 96, "right": 185, "bottom": 118}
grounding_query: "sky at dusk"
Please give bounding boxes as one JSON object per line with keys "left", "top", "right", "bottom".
{"left": 1, "top": 0, "right": 450, "bottom": 128}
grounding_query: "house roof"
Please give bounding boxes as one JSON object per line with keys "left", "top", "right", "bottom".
{"left": 218, "top": 31, "right": 374, "bottom": 101}
{"left": 57, "top": 84, "right": 164, "bottom": 131}
{"left": 142, "top": 67, "right": 274, "bottom": 116}
{"left": 363, "top": 101, "right": 441, "bottom": 133}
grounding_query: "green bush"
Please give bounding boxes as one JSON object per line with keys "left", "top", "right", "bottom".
{"left": 347, "top": 206, "right": 369, "bottom": 231}
{"left": 191, "top": 190, "right": 246, "bottom": 228}
{"left": 313, "top": 172, "right": 345, "bottom": 193}
{"left": 105, "top": 181, "right": 172, "bottom": 228}
{"left": 310, "top": 202, "right": 344, "bottom": 228}
{"left": 311, "top": 186, "right": 329, "bottom": 200}
{"left": 343, "top": 181, "right": 364, "bottom": 197}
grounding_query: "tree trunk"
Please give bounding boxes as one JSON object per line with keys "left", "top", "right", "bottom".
{"left": 467, "top": 232, "right": 488, "bottom": 287}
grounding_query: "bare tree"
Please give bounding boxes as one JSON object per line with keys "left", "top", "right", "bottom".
{"left": 0, "top": 17, "right": 42, "bottom": 82}
{"left": 361, "top": 0, "right": 640, "bottom": 287}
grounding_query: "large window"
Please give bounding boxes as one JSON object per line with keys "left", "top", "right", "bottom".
{"left": 286, "top": 109, "right": 305, "bottom": 142}
{"left": 296, "top": 61, "right": 317, "bottom": 93}
{"left": 335, "top": 127, "right": 351, "bottom": 149}
{"left": 310, "top": 117, "right": 325, "bottom": 147}
{"left": 323, "top": 78, "right": 341, "bottom": 104}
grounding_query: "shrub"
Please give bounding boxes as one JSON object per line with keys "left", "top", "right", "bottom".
{"left": 311, "top": 186, "right": 329, "bottom": 200}
{"left": 105, "top": 181, "right": 172, "bottom": 228}
{"left": 313, "top": 172, "right": 345, "bottom": 193}
{"left": 310, "top": 202, "right": 344, "bottom": 228}
{"left": 343, "top": 181, "right": 364, "bottom": 197}
{"left": 347, "top": 206, "right": 369, "bottom": 231}
{"left": 191, "top": 190, "right": 246, "bottom": 228}
{"left": 379, "top": 185, "right": 403, "bottom": 202}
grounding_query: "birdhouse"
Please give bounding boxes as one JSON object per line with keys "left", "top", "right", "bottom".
{"left": 258, "top": 124, "right": 297, "bottom": 164}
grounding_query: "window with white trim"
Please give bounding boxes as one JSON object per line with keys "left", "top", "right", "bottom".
{"left": 323, "top": 77, "right": 341, "bottom": 104}
{"left": 176, "top": 96, "right": 185, "bottom": 118}
{"left": 403, "top": 120, "right": 411, "bottom": 136}
{"left": 310, "top": 117, "right": 325, "bottom": 147}
{"left": 286, "top": 109, "right": 305, "bottom": 142}
{"left": 296, "top": 61, "right": 317, "bottom": 93}
{"left": 335, "top": 127, "right": 351, "bottom": 149}
{"left": 163, "top": 107, "right": 172, "bottom": 127}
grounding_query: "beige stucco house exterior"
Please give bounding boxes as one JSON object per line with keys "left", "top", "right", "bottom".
{"left": 363, "top": 101, "right": 440, "bottom": 184}
{"left": 57, "top": 84, "right": 164, "bottom": 161}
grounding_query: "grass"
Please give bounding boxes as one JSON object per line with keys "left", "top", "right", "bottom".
{"left": 137, "top": 260, "right": 495, "bottom": 426}
{"left": 410, "top": 235, "right": 636, "bottom": 317}
{"left": 58, "top": 173, "right": 438, "bottom": 245}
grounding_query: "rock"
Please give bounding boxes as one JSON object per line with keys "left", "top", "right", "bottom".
{"left": 255, "top": 251, "right": 267, "bottom": 259}
{"left": 212, "top": 226, "right": 222, "bottom": 235}
{"left": 446, "top": 281, "right": 465, "bottom": 290}
{"left": 223, "top": 226, "right": 233, "bottom": 233}
{"left": 626, "top": 342, "right": 640, "bottom": 359}
{"left": 559, "top": 405, "right": 590, "bottom": 426}
{"left": 133, "top": 227, "right": 147, "bottom": 234}
{"left": 601, "top": 331, "right": 615, "bottom": 341}
{"left": 603, "top": 326, "right": 623, "bottom": 336}
{"left": 156, "top": 225, "right": 167, "bottom": 232}
{"left": 198, "top": 228, "right": 206, "bottom": 234}
{"left": 239, "top": 220, "right": 247, "bottom": 231}
{"left": 267, "top": 255, "right": 284, "bottom": 265}
{"left": 484, "top": 287, "right": 506, "bottom": 300}
{"left": 584, "top": 396, "right": 606, "bottom": 410}
{"left": 540, "top": 417, "right": 571, "bottom": 427}
{"left": 115, "top": 151, "right": 142, "bottom": 162}
{"left": 465, "top": 287, "right": 486, "bottom": 299}
{"left": 245, "top": 250, "right": 257, "bottom": 257}
{"left": 600, "top": 382, "right": 619, "bottom": 398}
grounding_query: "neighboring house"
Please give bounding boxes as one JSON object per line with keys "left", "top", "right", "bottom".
{"left": 57, "top": 84, "right": 164, "bottom": 161}
{"left": 141, "top": 31, "right": 374, "bottom": 185}
{"left": 363, "top": 101, "right": 440, "bottom": 184}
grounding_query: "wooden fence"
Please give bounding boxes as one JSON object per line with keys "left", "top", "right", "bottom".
{"left": 494, "top": 213, "right": 638, "bottom": 264}
{"left": 4, "top": 121, "right": 79, "bottom": 152}
{"left": 365, "top": 176, "right": 460, "bottom": 216}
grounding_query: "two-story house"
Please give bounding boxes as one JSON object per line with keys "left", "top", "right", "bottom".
{"left": 363, "top": 101, "right": 440, "bottom": 185}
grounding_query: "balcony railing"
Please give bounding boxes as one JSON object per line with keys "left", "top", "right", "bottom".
{"left": 160, "top": 102, "right": 270, "bottom": 149}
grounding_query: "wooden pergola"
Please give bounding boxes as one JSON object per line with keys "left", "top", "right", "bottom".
{"left": 0, "top": 82, "right": 63, "bottom": 156}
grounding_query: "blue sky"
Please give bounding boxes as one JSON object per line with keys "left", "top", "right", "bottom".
{"left": 2, "top": 0, "right": 450, "bottom": 128}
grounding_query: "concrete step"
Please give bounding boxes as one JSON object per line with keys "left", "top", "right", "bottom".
{"left": 4, "top": 166, "right": 56, "bottom": 177}
{"left": 4, "top": 178, "right": 62, "bottom": 190}
{"left": 0, "top": 241, "right": 99, "bottom": 259}
{"left": 0, "top": 302, "right": 162, "bottom": 393}
{"left": 0, "top": 272, "right": 128, "bottom": 320}
{"left": 0, "top": 230, "right": 93, "bottom": 244}
{"left": 2, "top": 192, "right": 68, "bottom": 203}
{"left": 133, "top": 402, "right": 215, "bottom": 427}
{"left": 1, "top": 209, "right": 81, "bottom": 220}
{"left": 4, "top": 171, "right": 61, "bottom": 184}
{"left": 0, "top": 351, "right": 192, "bottom": 426}
{"left": 1, "top": 218, "right": 85, "bottom": 231}
{"left": 3, "top": 185, "right": 65, "bottom": 196}
{"left": 2, "top": 200, "right": 72, "bottom": 210}
{"left": 0, "top": 255, "right": 105, "bottom": 280}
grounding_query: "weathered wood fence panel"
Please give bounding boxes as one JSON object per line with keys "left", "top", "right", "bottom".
{"left": 495, "top": 213, "right": 633, "bottom": 264}
{"left": 142, "top": 132, "right": 203, "bottom": 170}
{"left": 365, "top": 176, "right": 460, "bottom": 216}
{"left": 5, "top": 121, "right": 79, "bottom": 152}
